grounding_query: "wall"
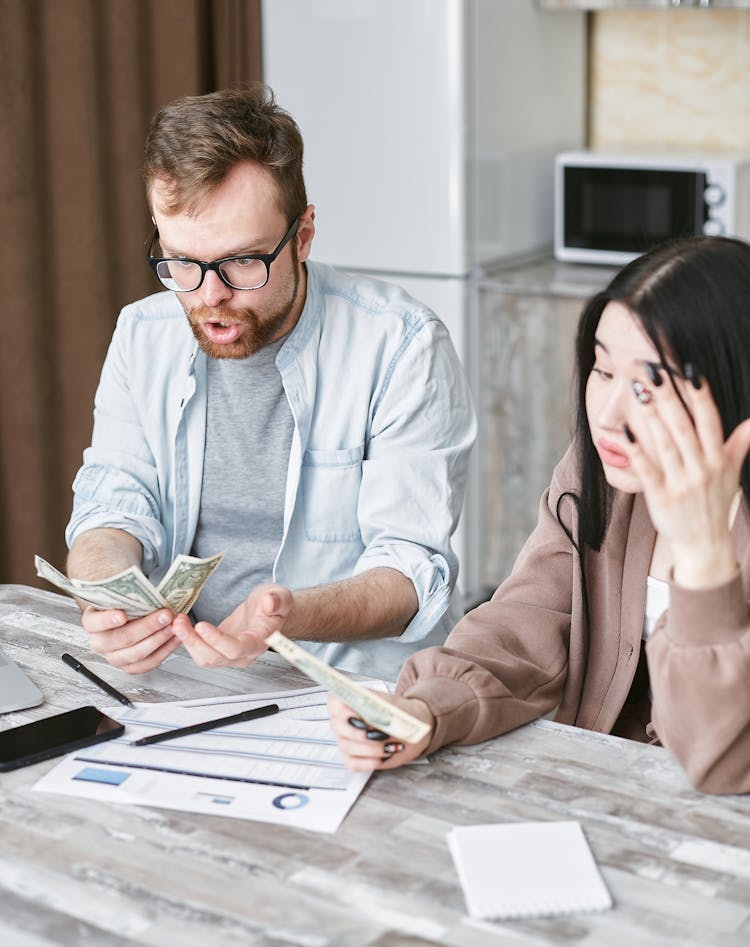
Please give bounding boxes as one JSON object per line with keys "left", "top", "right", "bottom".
{"left": 589, "top": 9, "right": 750, "bottom": 149}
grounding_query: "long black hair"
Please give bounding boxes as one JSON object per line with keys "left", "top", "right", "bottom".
{"left": 571, "top": 235, "right": 750, "bottom": 553}
{"left": 558, "top": 237, "right": 750, "bottom": 706}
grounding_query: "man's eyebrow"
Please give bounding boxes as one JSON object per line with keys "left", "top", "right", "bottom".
{"left": 158, "top": 240, "right": 265, "bottom": 259}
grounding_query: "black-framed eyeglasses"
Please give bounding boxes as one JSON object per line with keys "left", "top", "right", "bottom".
{"left": 146, "top": 218, "right": 299, "bottom": 292}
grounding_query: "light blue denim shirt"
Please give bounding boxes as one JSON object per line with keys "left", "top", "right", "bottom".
{"left": 66, "top": 261, "right": 477, "bottom": 680}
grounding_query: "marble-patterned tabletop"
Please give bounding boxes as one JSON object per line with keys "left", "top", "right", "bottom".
{"left": 1, "top": 583, "right": 748, "bottom": 947}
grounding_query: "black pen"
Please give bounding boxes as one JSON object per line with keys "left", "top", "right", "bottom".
{"left": 61, "top": 652, "right": 135, "bottom": 708}
{"left": 132, "top": 703, "right": 280, "bottom": 747}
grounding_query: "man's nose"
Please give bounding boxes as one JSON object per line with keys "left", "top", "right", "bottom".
{"left": 197, "top": 269, "right": 234, "bottom": 308}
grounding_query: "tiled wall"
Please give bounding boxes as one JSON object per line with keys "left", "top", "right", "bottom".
{"left": 590, "top": 9, "right": 750, "bottom": 150}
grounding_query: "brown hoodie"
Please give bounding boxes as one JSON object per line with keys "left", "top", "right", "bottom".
{"left": 397, "top": 445, "right": 750, "bottom": 795}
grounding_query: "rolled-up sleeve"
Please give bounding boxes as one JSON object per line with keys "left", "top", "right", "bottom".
{"left": 353, "top": 319, "right": 477, "bottom": 641}
{"left": 65, "top": 315, "right": 167, "bottom": 574}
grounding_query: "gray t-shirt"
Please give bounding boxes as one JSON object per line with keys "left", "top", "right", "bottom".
{"left": 190, "top": 336, "right": 293, "bottom": 625}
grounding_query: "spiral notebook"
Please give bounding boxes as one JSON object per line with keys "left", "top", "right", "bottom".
{"left": 447, "top": 820, "right": 612, "bottom": 921}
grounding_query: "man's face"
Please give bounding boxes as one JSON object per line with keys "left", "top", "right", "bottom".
{"left": 150, "top": 162, "right": 313, "bottom": 359}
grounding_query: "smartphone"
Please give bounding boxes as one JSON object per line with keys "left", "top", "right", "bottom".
{"left": 0, "top": 705, "right": 124, "bottom": 771}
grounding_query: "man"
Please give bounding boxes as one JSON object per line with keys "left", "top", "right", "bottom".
{"left": 66, "top": 85, "right": 476, "bottom": 681}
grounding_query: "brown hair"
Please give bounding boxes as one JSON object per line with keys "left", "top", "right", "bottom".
{"left": 143, "top": 84, "right": 307, "bottom": 221}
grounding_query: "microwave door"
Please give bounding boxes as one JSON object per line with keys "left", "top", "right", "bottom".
{"left": 563, "top": 166, "right": 707, "bottom": 263}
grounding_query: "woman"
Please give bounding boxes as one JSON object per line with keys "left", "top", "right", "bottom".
{"left": 329, "top": 235, "right": 750, "bottom": 795}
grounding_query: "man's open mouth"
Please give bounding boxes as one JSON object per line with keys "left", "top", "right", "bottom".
{"left": 198, "top": 320, "right": 245, "bottom": 345}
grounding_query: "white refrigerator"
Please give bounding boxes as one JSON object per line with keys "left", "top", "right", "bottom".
{"left": 262, "top": 0, "right": 586, "bottom": 602}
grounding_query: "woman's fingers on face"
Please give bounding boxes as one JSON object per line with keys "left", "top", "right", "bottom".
{"left": 678, "top": 370, "right": 726, "bottom": 462}
{"left": 630, "top": 365, "right": 707, "bottom": 480}
{"left": 631, "top": 369, "right": 690, "bottom": 474}
{"left": 656, "top": 368, "right": 723, "bottom": 474}
{"left": 640, "top": 366, "right": 727, "bottom": 480}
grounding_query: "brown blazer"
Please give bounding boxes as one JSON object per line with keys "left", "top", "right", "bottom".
{"left": 397, "top": 445, "right": 750, "bottom": 794}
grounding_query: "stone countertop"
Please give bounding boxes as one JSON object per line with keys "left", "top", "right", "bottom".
{"left": 479, "top": 253, "right": 618, "bottom": 299}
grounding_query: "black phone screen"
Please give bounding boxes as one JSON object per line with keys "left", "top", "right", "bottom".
{"left": 0, "top": 705, "right": 124, "bottom": 771}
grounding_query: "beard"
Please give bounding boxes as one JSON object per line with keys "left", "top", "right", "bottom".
{"left": 184, "top": 254, "right": 302, "bottom": 360}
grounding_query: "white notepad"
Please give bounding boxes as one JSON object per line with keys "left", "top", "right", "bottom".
{"left": 447, "top": 820, "right": 612, "bottom": 921}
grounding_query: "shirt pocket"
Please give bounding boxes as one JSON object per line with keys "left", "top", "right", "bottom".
{"left": 301, "top": 444, "right": 365, "bottom": 543}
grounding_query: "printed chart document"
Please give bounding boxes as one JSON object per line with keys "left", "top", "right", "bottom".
{"left": 447, "top": 820, "right": 612, "bottom": 920}
{"left": 33, "top": 684, "right": 375, "bottom": 833}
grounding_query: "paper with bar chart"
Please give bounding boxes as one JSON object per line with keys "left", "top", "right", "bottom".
{"left": 33, "top": 683, "right": 375, "bottom": 833}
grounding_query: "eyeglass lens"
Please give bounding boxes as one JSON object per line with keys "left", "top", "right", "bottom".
{"left": 155, "top": 258, "right": 268, "bottom": 292}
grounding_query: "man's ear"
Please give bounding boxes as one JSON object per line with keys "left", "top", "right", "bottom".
{"left": 296, "top": 204, "right": 316, "bottom": 263}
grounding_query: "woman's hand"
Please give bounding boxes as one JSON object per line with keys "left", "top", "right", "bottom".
{"left": 327, "top": 693, "right": 435, "bottom": 771}
{"left": 626, "top": 364, "right": 750, "bottom": 588}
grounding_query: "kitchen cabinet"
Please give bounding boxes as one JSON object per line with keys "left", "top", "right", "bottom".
{"left": 476, "top": 257, "right": 614, "bottom": 593}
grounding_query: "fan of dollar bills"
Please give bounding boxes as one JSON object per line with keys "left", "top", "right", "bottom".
{"left": 34, "top": 551, "right": 225, "bottom": 618}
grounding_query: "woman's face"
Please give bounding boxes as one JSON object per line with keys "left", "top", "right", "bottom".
{"left": 585, "top": 300, "right": 673, "bottom": 493}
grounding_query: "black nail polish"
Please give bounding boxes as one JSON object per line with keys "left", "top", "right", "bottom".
{"left": 646, "top": 363, "right": 663, "bottom": 387}
{"left": 623, "top": 423, "right": 636, "bottom": 443}
{"left": 684, "top": 362, "right": 702, "bottom": 389}
{"left": 383, "top": 741, "right": 405, "bottom": 754}
{"left": 348, "top": 716, "right": 368, "bottom": 730}
{"left": 366, "top": 729, "right": 389, "bottom": 741}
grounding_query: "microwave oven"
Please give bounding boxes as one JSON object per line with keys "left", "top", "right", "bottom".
{"left": 554, "top": 150, "right": 750, "bottom": 265}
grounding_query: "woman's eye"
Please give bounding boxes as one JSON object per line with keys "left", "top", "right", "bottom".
{"left": 174, "top": 259, "right": 193, "bottom": 269}
{"left": 233, "top": 257, "right": 255, "bottom": 268}
{"left": 591, "top": 367, "right": 613, "bottom": 381}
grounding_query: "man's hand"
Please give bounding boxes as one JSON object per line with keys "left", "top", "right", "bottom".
{"left": 171, "top": 583, "right": 293, "bottom": 668}
{"left": 70, "top": 528, "right": 181, "bottom": 674}
{"left": 82, "top": 606, "right": 180, "bottom": 674}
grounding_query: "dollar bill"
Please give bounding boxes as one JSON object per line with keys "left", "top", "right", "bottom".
{"left": 266, "top": 631, "right": 431, "bottom": 744}
{"left": 156, "top": 551, "right": 226, "bottom": 613}
{"left": 35, "top": 551, "right": 224, "bottom": 619}
{"left": 34, "top": 556, "right": 155, "bottom": 616}
{"left": 82, "top": 565, "right": 169, "bottom": 612}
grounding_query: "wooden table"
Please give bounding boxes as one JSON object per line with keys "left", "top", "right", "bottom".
{"left": 1, "top": 584, "right": 749, "bottom": 947}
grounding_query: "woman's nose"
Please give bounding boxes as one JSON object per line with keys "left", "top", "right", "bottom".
{"left": 597, "top": 382, "right": 630, "bottom": 431}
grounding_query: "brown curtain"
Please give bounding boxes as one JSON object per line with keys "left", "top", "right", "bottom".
{"left": 0, "top": 0, "right": 262, "bottom": 587}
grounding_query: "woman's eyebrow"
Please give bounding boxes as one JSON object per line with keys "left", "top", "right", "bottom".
{"left": 595, "top": 337, "right": 666, "bottom": 369}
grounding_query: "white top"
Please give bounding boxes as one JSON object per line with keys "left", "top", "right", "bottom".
{"left": 643, "top": 576, "right": 670, "bottom": 640}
